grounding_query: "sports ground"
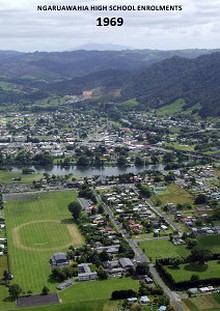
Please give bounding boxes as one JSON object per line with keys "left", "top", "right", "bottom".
{"left": 5, "top": 190, "right": 84, "bottom": 293}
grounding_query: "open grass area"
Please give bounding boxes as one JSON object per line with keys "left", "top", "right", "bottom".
{"left": 5, "top": 190, "right": 84, "bottom": 293}
{"left": 197, "top": 235, "right": 220, "bottom": 254}
{"left": 0, "top": 170, "right": 43, "bottom": 184}
{"left": 60, "top": 278, "right": 139, "bottom": 303}
{"left": 152, "top": 183, "right": 193, "bottom": 206}
{"left": 156, "top": 99, "right": 187, "bottom": 117}
{"left": 0, "top": 285, "right": 14, "bottom": 311}
{"left": 118, "top": 99, "right": 139, "bottom": 108}
{"left": 166, "top": 260, "right": 220, "bottom": 282}
{"left": 156, "top": 99, "right": 201, "bottom": 119}
{"left": 7, "top": 278, "right": 140, "bottom": 311}
{"left": 183, "top": 294, "right": 220, "bottom": 311}
{"left": 139, "top": 239, "right": 190, "bottom": 263}
{"left": 165, "top": 142, "right": 196, "bottom": 151}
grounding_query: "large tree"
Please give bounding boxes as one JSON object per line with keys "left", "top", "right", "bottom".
{"left": 8, "top": 284, "right": 22, "bottom": 299}
{"left": 68, "top": 201, "right": 82, "bottom": 220}
{"left": 188, "top": 247, "right": 212, "bottom": 265}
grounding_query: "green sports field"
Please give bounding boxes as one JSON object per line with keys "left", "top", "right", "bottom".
{"left": 5, "top": 190, "right": 84, "bottom": 293}
{"left": 0, "top": 278, "right": 140, "bottom": 311}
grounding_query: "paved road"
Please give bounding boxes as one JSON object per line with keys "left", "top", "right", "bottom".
{"left": 94, "top": 191, "right": 185, "bottom": 311}
{"left": 145, "top": 198, "right": 181, "bottom": 234}
{"left": 149, "top": 264, "right": 185, "bottom": 311}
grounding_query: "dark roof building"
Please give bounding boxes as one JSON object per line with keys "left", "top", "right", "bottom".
{"left": 119, "top": 257, "right": 134, "bottom": 269}
{"left": 50, "top": 253, "right": 69, "bottom": 267}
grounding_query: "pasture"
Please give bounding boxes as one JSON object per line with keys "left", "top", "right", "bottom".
{"left": 139, "top": 239, "right": 190, "bottom": 263}
{"left": 165, "top": 260, "right": 220, "bottom": 282}
{"left": 5, "top": 190, "right": 84, "bottom": 293}
{"left": 0, "top": 170, "right": 42, "bottom": 184}
{"left": 197, "top": 234, "right": 220, "bottom": 254}
{"left": 183, "top": 294, "right": 220, "bottom": 311}
{"left": 152, "top": 183, "right": 193, "bottom": 206}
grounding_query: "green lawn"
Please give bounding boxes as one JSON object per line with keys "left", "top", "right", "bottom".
{"left": 0, "top": 285, "right": 14, "bottom": 311}
{"left": 8, "top": 278, "right": 140, "bottom": 311}
{"left": 5, "top": 190, "right": 84, "bottom": 293}
{"left": 0, "top": 170, "right": 43, "bottom": 184}
{"left": 152, "top": 183, "right": 193, "bottom": 206}
{"left": 183, "top": 294, "right": 220, "bottom": 311}
{"left": 18, "top": 221, "right": 74, "bottom": 250}
{"left": 166, "top": 260, "right": 220, "bottom": 282}
{"left": 197, "top": 235, "right": 220, "bottom": 254}
{"left": 139, "top": 239, "right": 190, "bottom": 263}
{"left": 165, "top": 142, "right": 195, "bottom": 151}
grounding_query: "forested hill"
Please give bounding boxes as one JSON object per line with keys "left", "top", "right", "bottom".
{"left": 0, "top": 49, "right": 220, "bottom": 117}
{"left": 0, "top": 48, "right": 219, "bottom": 81}
{"left": 121, "top": 52, "right": 220, "bottom": 117}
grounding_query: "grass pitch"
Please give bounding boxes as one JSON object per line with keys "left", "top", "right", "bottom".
{"left": 5, "top": 190, "right": 84, "bottom": 293}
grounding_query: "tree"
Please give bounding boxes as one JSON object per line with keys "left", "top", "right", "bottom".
{"left": 99, "top": 250, "right": 110, "bottom": 262}
{"left": 188, "top": 247, "right": 212, "bottom": 265}
{"left": 97, "top": 268, "right": 108, "bottom": 280}
{"left": 171, "top": 257, "right": 183, "bottom": 268}
{"left": 185, "top": 238, "right": 198, "bottom": 249}
{"left": 8, "top": 284, "right": 22, "bottom": 299}
{"left": 117, "top": 156, "right": 127, "bottom": 167}
{"left": 190, "top": 274, "right": 200, "bottom": 282}
{"left": 68, "top": 201, "right": 82, "bottom": 220}
{"left": 76, "top": 155, "right": 90, "bottom": 167}
{"left": 195, "top": 194, "right": 207, "bottom": 205}
{"left": 51, "top": 267, "right": 66, "bottom": 281}
{"left": 136, "top": 183, "right": 151, "bottom": 198}
{"left": 42, "top": 286, "right": 50, "bottom": 295}
{"left": 135, "top": 262, "right": 149, "bottom": 275}
{"left": 164, "top": 172, "right": 175, "bottom": 182}
{"left": 134, "top": 156, "right": 144, "bottom": 166}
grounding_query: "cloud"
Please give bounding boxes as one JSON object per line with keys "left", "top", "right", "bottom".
{"left": 0, "top": 0, "right": 220, "bottom": 51}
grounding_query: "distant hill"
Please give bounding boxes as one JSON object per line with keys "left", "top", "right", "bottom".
{"left": 0, "top": 48, "right": 219, "bottom": 81}
{"left": 0, "top": 49, "right": 220, "bottom": 117}
{"left": 73, "top": 43, "right": 134, "bottom": 51}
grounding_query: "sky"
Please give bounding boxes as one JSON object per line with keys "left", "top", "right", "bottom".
{"left": 0, "top": 0, "right": 220, "bottom": 52}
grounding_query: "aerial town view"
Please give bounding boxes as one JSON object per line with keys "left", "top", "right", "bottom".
{"left": 0, "top": 1, "right": 220, "bottom": 311}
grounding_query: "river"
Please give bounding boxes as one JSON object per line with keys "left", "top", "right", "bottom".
{"left": 11, "top": 164, "right": 164, "bottom": 176}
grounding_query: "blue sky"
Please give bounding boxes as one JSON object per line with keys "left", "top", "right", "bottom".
{"left": 0, "top": 0, "right": 220, "bottom": 51}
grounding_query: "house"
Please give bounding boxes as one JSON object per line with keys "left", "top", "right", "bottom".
{"left": 188, "top": 288, "right": 198, "bottom": 296}
{"left": 158, "top": 306, "right": 167, "bottom": 311}
{"left": 78, "top": 263, "right": 97, "bottom": 281}
{"left": 127, "top": 297, "right": 138, "bottom": 303}
{"left": 50, "top": 253, "right": 69, "bottom": 267}
{"left": 119, "top": 257, "right": 134, "bottom": 269}
{"left": 140, "top": 295, "right": 150, "bottom": 304}
{"left": 144, "top": 276, "right": 153, "bottom": 284}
